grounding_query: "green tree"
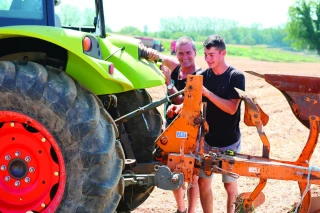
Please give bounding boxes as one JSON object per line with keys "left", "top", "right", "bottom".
{"left": 286, "top": 0, "right": 320, "bottom": 54}
{"left": 143, "top": 25, "right": 148, "bottom": 36}
{"left": 119, "top": 26, "right": 143, "bottom": 36}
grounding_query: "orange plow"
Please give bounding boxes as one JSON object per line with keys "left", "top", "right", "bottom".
{"left": 154, "top": 73, "right": 320, "bottom": 213}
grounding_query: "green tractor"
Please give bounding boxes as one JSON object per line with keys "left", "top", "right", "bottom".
{"left": 0, "top": 0, "right": 167, "bottom": 212}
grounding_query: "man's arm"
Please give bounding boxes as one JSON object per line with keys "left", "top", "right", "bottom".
{"left": 166, "top": 104, "right": 183, "bottom": 118}
{"left": 146, "top": 48, "right": 180, "bottom": 71}
{"left": 202, "top": 87, "right": 241, "bottom": 115}
{"left": 202, "top": 71, "right": 245, "bottom": 115}
{"left": 160, "top": 66, "right": 184, "bottom": 104}
{"left": 148, "top": 48, "right": 184, "bottom": 104}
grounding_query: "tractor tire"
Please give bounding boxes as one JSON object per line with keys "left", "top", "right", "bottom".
{"left": 115, "top": 90, "right": 162, "bottom": 212}
{"left": 0, "top": 61, "right": 124, "bottom": 213}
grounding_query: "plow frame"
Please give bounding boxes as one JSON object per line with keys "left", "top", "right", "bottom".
{"left": 155, "top": 74, "right": 320, "bottom": 213}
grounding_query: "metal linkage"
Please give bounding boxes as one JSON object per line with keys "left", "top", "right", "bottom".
{"left": 122, "top": 166, "right": 184, "bottom": 191}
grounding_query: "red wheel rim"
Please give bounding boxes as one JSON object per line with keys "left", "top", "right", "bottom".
{"left": 0, "top": 111, "right": 66, "bottom": 213}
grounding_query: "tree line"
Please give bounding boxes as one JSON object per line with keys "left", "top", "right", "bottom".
{"left": 121, "top": 17, "right": 291, "bottom": 49}
{"left": 119, "top": 0, "right": 320, "bottom": 55}
{"left": 0, "top": 0, "right": 318, "bottom": 55}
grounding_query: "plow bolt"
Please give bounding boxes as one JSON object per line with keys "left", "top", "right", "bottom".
{"left": 171, "top": 174, "right": 179, "bottom": 183}
{"left": 193, "top": 117, "right": 202, "bottom": 125}
{"left": 10, "top": 122, "right": 14, "bottom": 127}
{"left": 41, "top": 203, "right": 46, "bottom": 208}
{"left": 41, "top": 138, "right": 46, "bottom": 142}
{"left": 160, "top": 136, "right": 168, "bottom": 145}
{"left": 54, "top": 172, "right": 59, "bottom": 176}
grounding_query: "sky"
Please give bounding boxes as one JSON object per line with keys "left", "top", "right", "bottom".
{"left": 103, "top": 0, "right": 296, "bottom": 32}
{"left": 59, "top": 0, "right": 297, "bottom": 32}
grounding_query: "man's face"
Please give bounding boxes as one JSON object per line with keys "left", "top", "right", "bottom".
{"left": 204, "top": 47, "right": 226, "bottom": 69}
{"left": 176, "top": 43, "right": 196, "bottom": 68}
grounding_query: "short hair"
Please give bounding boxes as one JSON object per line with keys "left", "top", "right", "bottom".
{"left": 203, "top": 35, "right": 226, "bottom": 51}
{"left": 176, "top": 36, "right": 197, "bottom": 52}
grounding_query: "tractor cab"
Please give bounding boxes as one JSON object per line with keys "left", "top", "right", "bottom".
{"left": 0, "top": 0, "right": 56, "bottom": 27}
{"left": 0, "top": 0, "right": 108, "bottom": 37}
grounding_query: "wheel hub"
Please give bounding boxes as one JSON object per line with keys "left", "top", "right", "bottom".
{"left": 0, "top": 111, "right": 66, "bottom": 213}
{"left": 8, "top": 158, "right": 28, "bottom": 179}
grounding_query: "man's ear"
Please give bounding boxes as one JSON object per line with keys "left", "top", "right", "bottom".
{"left": 221, "top": 50, "right": 227, "bottom": 56}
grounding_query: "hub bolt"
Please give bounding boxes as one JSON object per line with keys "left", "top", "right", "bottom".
{"left": 5, "top": 155, "right": 11, "bottom": 161}
{"left": 29, "top": 167, "right": 35, "bottom": 173}
{"left": 5, "top": 176, "right": 10, "bottom": 181}
{"left": 25, "top": 177, "right": 31, "bottom": 183}
{"left": 25, "top": 156, "right": 31, "bottom": 162}
{"left": 15, "top": 151, "right": 21, "bottom": 157}
{"left": 1, "top": 165, "right": 6, "bottom": 171}
{"left": 14, "top": 181, "right": 20, "bottom": 187}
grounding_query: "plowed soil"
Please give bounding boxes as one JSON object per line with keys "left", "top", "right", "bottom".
{"left": 134, "top": 56, "right": 320, "bottom": 213}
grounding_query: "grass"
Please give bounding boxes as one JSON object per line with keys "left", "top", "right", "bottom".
{"left": 160, "top": 40, "right": 320, "bottom": 63}
{"left": 226, "top": 45, "right": 319, "bottom": 62}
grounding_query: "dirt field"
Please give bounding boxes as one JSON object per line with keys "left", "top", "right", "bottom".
{"left": 133, "top": 56, "right": 320, "bottom": 213}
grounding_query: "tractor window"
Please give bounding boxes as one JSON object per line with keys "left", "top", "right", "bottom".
{"left": 54, "top": 0, "right": 95, "bottom": 28}
{"left": 0, "top": 0, "right": 11, "bottom": 10}
{"left": 0, "top": 0, "right": 43, "bottom": 19}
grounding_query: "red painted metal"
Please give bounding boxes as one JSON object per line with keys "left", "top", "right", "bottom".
{"left": 251, "top": 73, "right": 320, "bottom": 129}
{"left": 0, "top": 111, "right": 66, "bottom": 213}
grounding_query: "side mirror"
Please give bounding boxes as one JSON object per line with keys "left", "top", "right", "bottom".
{"left": 54, "top": 0, "right": 61, "bottom": 6}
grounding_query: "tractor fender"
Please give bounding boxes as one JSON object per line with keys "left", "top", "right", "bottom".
{"left": 0, "top": 26, "right": 164, "bottom": 95}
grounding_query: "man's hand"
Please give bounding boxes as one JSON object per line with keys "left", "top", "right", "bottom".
{"left": 160, "top": 65, "right": 172, "bottom": 85}
{"left": 202, "top": 86, "right": 210, "bottom": 97}
{"left": 166, "top": 104, "right": 183, "bottom": 118}
{"left": 146, "top": 47, "right": 159, "bottom": 61}
{"left": 202, "top": 85, "right": 241, "bottom": 115}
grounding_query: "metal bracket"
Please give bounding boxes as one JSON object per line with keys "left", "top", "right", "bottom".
{"left": 122, "top": 166, "right": 184, "bottom": 191}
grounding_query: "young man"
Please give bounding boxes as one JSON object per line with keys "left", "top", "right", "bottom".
{"left": 147, "top": 36, "right": 201, "bottom": 213}
{"left": 167, "top": 35, "right": 245, "bottom": 213}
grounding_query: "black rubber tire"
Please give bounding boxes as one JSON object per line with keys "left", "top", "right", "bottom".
{"left": 0, "top": 61, "right": 125, "bottom": 213}
{"left": 115, "top": 90, "right": 162, "bottom": 212}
